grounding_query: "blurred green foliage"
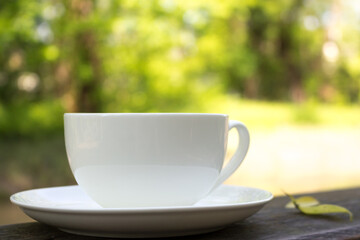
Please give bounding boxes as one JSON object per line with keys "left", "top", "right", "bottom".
{"left": 2, "top": 0, "right": 360, "bottom": 214}
{"left": 0, "top": 136, "right": 75, "bottom": 198}
{"left": 1, "top": 0, "right": 360, "bottom": 137}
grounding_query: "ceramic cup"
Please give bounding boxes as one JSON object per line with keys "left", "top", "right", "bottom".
{"left": 64, "top": 113, "right": 250, "bottom": 208}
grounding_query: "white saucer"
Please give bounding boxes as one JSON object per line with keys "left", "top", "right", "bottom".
{"left": 10, "top": 185, "right": 273, "bottom": 238}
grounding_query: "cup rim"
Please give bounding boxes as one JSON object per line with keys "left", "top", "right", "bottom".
{"left": 64, "top": 113, "right": 228, "bottom": 117}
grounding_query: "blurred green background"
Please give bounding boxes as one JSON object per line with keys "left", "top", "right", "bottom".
{"left": 1, "top": 0, "right": 360, "bottom": 224}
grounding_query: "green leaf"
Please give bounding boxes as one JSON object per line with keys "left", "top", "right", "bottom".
{"left": 298, "top": 204, "right": 353, "bottom": 221}
{"left": 284, "top": 192, "right": 353, "bottom": 221}
{"left": 285, "top": 196, "right": 319, "bottom": 209}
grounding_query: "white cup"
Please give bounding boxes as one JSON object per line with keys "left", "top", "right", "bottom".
{"left": 64, "top": 113, "right": 250, "bottom": 208}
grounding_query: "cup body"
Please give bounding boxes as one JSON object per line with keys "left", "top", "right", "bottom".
{"left": 64, "top": 113, "right": 229, "bottom": 208}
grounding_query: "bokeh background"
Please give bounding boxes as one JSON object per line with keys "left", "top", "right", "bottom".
{"left": 1, "top": 0, "right": 360, "bottom": 224}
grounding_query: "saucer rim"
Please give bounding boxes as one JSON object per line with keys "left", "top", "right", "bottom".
{"left": 10, "top": 185, "right": 273, "bottom": 214}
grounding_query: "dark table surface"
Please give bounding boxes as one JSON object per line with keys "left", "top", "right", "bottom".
{"left": 1, "top": 187, "right": 360, "bottom": 240}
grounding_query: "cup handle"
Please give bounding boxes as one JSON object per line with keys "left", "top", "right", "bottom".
{"left": 210, "top": 120, "right": 250, "bottom": 192}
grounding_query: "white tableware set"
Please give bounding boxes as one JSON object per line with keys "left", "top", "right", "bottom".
{"left": 11, "top": 113, "right": 272, "bottom": 238}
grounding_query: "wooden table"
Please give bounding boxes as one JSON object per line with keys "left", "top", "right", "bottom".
{"left": 1, "top": 187, "right": 360, "bottom": 240}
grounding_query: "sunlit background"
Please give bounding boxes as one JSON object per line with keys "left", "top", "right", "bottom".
{"left": 1, "top": 0, "right": 360, "bottom": 225}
